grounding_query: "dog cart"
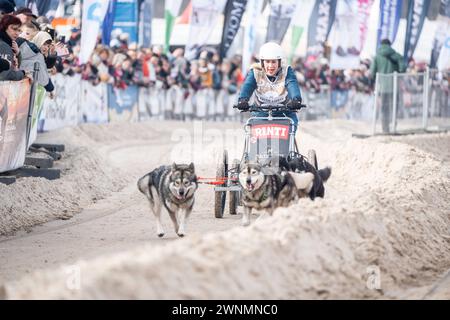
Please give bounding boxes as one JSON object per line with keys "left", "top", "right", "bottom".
{"left": 208, "top": 103, "right": 318, "bottom": 218}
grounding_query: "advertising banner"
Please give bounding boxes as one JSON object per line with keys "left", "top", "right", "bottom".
{"left": 107, "top": 85, "right": 139, "bottom": 122}
{"left": 404, "top": 0, "right": 431, "bottom": 62}
{"left": 376, "top": 0, "right": 402, "bottom": 47}
{"left": 0, "top": 80, "right": 31, "bottom": 173}
{"left": 40, "top": 74, "right": 80, "bottom": 131}
{"left": 80, "top": 82, "right": 108, "bottom": 124}
{"left": 307, "top": 0, "right": 337, "bottom": 58}
{"left": 220, "top": 0, "right": 247, "bottom": 58}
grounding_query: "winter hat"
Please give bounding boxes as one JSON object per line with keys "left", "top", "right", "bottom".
{"left": 0, "top": 0, "right": 15, "bottom": 14}
{"left": 32, "top": 31, "right": 52, "bottom": 49}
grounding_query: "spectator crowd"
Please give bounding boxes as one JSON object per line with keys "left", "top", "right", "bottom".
{"left": 0, "top": 0, "right": 448, "bottom": 119}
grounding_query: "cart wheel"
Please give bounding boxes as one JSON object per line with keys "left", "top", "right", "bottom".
{"left": 308, "top": 149, "right": 318, "bottom": 170}
{"left": 229, "top": 159, "right": 241, "bottom": 215}
{"left": 214, "top": 150, "right": 228, "bottom": 218}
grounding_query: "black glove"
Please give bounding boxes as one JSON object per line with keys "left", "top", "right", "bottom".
{"left": 236, "top": 98, "right": 250, "bottom": 111}
{"left": 287, "top": 97, "right": 304, "bottom": 110}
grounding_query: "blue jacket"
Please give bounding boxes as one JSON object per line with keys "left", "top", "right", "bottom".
{"left": 238, "top": 66, "right": 302, "bottom": 101}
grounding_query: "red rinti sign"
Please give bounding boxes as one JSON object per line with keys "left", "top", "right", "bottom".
{"left": 251, "top": 124, "right": 289, "bottom": 140}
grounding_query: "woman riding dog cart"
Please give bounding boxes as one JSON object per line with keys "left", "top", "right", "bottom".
{"left": 236, "top": 42, "right": 304, "bottom": 130}
{"left": 211, "top": 42, "right": 320, "bottom": 218}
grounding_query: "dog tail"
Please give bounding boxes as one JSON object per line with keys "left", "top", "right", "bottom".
{"left": 318, "top": 167, "right": 332, "bottom": 182}
{"left": 137, "top": 173, "right": 154, "bottom": 202}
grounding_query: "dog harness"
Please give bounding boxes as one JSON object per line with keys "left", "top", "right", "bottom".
{"left": 258, "top": 189, "right": 270, "bottom": 203}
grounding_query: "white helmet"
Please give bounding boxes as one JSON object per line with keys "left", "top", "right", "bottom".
{"left": 259, "top": 42, "right": 284, "bottom": 61}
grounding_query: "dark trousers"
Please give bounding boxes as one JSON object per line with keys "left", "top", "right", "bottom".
{"left": 381, "top": 93, "right": 393, "bottom": 133}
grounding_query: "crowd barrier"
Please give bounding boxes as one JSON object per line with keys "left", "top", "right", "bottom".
{"left": 36, "top": 74, "right": 377, "bottom": 131}
{"left": 372, "top": 68, "right": 450, "bottom": 134}
{"left": 301, "top": 85, "right": 375, "bottom": 122}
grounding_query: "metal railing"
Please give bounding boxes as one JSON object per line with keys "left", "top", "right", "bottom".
{"left": 372, "top": 68, "right": 450, "bottom": 135}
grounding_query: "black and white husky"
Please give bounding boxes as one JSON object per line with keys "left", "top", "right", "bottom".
{"left": 238, "top": 157, "right": 331, "bottom": 226}
{"left": 138, "top": 163, "right": 198, "bottom": 237}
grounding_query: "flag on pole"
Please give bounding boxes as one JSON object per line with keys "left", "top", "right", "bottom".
{"left": 289, "top": 0, "right": 315, "bottom": 63}
{"left": 220, "top": 0, "right": 247, "bottom": 59}
{"left": 25, "top": 0, "right": 59, "bottom": 19}
{"left": 55, "top": 0, "right": 65, "bottom": 18}
{"left": 111, "top": 0, "right": 139, "bottom": 46}
{"left": 15, "top": 0, "right": 26, "bottom": 7}
{"left": 376, "top": 0, "right": 402, "bottom": 47}
{"left": 437, "top": 32, "right": 450, "bottom": 71}
{"left": 184, "top": 0, "right": 227, "bottom": 60}
{"left": 138, "top": 0, "right": 153, "bottom": 48}
{"left": 80, "top": 0, "right": 110, "bottom": 64}
{"left": 306, "top": 0, "right": 338, "bottom": 58}
{"left": 102, "top": 0, "right": 116, "bottom": 46}
{"left": 242, "top": 0, "right": 264, "bottom": 75}
{"left": 176, "top": 1, "right": 192, "bottom": 24}
{"left": 329, "top": 0, "right": 374, "bottom": 70}
{"left": 265, "top": 0, "right": 296, "bottom": 44}
{"left": 358, "top": 0, "right": 375, "bottom": 51}
{"left": 404, "top": 0, "right": 431, "bottom": 63}
{"left": 165, "top": 0, "right": 183, "bottom": 53}
{"left": 430, "top": 0, "right": 450, "bottom": 68}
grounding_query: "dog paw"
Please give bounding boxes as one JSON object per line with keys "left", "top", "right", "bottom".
{"left": 177, "top": 232, "right": 185, "bottom": 237}
{"left": 157, "top": 233, "right": 165, "bottom": 238}
{"left": 242, "top": 220, "right": 250, "bottom": 227}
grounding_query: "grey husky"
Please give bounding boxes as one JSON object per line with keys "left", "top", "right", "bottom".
{"left": 238, "top": 157, "right": 331, "bottom": 226}
{"left": 238, "top": 161, "right": 303, "bottom": 226}
{"left": 137, "top": 163, "right": 198, "bottom": 237}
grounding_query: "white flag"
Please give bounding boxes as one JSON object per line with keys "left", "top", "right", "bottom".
{"left": 437, "top": 32, "right": 450, "bottom": 71}
{"left": 242, "top": 0, "right": 264, "bottom": 75}
{"left": 289, "top": 0, "right": 315, "bottom": 61}
{"left": 184, "top": 0, "right": 227, "bottom": 60}
{"left": 80, "top": 0, "right": 110, "bottom": 64}
{"left": 330, "top": 0, "right": 374, "bottom": 70}
{"left": 165, "top": 0, "right": 183, "bottom": 53}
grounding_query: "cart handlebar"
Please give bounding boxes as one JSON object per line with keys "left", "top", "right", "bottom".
{"left": 233, "top": 103, "right": 307, "bottom": 112}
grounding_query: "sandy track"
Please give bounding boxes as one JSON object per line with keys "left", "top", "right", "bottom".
{"left": 0, "top": 121, "right": 244, "bottom": 283}
{"left": 1, "top": 120, "right": 449, "bottom": 299}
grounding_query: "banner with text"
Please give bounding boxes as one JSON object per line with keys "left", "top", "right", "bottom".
{"left": 0, "top": 80, "right": 31, "bottom": 173}
{"left": 40, "top": 74, "right": 80, "bottom": 131}
{"left": 376, "top": 0, "right": 402, "bottom": 47}
{"left": 404, "top": 0, "right": 431, "bottom": 62}
{"left": 307, "top": 0, "right": 337, "bottom": 58}
{"left": 107, "top": 85, "right": 139, "bottom": 122}
{"left": 220, "top": 0, "right": 248, "bottom": 59}
{"left": 80, "top": 0, "right": 111, "bottom": 64}
{"left": 112, "top": 0, "right": 139, "bottom": 46}
{"left": 138, "top": 0, "right": 153, "bottom": 48}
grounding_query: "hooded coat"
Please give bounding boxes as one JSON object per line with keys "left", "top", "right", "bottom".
{"left": 370, "top": 44, "right": 407, "bottom": 93}
{"left": 18, "top": 36, "right": 54, "bottom": 92}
